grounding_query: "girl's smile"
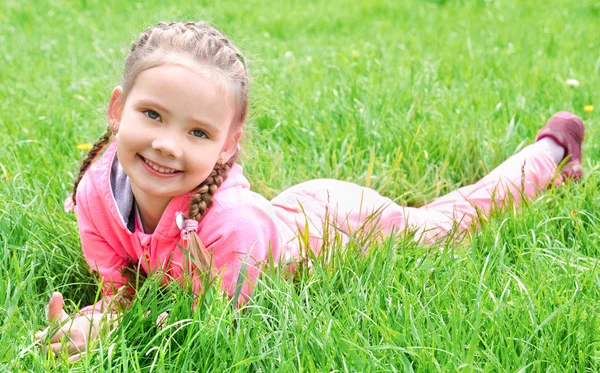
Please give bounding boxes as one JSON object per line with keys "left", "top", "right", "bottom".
{"left": 139, "top": 155, "right": 182, "bottom": 176}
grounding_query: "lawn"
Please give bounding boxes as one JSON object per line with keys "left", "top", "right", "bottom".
{"left": 1, "top": 0, "right": 600, "bottom": 371}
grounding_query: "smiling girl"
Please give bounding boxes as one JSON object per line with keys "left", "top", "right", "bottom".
{"left": 36, "top": 21, "right": 584, "bottom": 360}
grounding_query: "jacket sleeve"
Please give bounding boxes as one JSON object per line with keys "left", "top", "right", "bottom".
{"left": 198, "top": 199, "right": 282, "bottom": 305}
{"left": 75, "top": 179, "right": 130, "bottom": 298}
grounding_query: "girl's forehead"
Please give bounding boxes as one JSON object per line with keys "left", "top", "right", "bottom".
{"left": 135, "top": 64, "right": 231, "bottom": 102}
{"left": 138, "top": 52, "right": 235, "bottom": 93}
{"left": 126, "top": 55, "right": 236, "bottom": 107}
{"left": 128, "top": 64, "right": 236, "bottom": 129}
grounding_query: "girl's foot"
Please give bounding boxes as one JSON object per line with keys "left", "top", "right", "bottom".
{"left": 535, "top": 111, "right": 585, "bottom": 179}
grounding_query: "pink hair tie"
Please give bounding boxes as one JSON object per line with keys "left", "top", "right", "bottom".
{"left": 175, "top": 212, "right": 198, "bottom": 240}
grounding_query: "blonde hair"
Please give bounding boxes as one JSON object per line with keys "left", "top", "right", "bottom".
{"left": 72, "top": 21, "right": 249, "bottom": 276}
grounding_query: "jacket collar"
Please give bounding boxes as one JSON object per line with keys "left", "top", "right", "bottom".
{"left": 98, "top": 139, "right": 247, "bottom": 240}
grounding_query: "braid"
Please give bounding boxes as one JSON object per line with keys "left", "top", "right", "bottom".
{"left": 185, "top": 158, "right": 235, "bottom": 275}
{"left": 72, "top": 128, "right": 112, "bottom": 205}
{"left": 189, "top": 158, "right": 234, "bottom": 221}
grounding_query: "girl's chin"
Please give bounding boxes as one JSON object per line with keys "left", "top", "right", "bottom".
{"left": 130, "top": 183, "right": 179, "bottom": 201}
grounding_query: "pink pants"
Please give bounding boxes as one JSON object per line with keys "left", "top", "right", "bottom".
{"left": 272, "top": 143, "right": 561, "bottom": 252}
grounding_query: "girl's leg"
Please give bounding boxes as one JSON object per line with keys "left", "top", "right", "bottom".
{"left": 273, "top": 178, "right": 412, "bottom": 257}
{"left": 273, "top": 143, "right": 560, "bottom": 252}
{"left": 274, "top": 112, "right": 583, "bottom": 252}
{"left": 403, "top": 111, "right": 584, "bottom": 244}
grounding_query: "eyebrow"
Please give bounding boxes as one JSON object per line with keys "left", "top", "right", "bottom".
{"left": 136, "top": 98, "right": 222, "bottom": 135}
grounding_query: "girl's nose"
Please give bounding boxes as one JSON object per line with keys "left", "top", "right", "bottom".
{"left": 152, "top": 135, "right": 182, "bottom": 159}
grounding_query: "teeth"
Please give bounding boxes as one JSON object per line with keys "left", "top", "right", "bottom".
{"left": 143, "top": 157, "right": 178, "bottom": 174}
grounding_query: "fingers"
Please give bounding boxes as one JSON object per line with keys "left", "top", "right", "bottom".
{"left": 47, "top": 292, "right": 69, "bottom": 322}
{"left": 37, "top": 322, "right": 69, "bottom": 344}
{"left": 40, "top": 319, "right": 91, "bottom": 358}
{"left": 34, "top": 326, "right": 67, "bottom": 342}
{"left": 45, "top": 339, "right": 86, "bottom": 356}
{"left": 144, "top": 310, "right": 169, "bottom": 328}
{"left": 36, "top": 292, "right": 69, "bottom": 342}
{"left": 35, "top": 326, "right": 49, "bottom": 340}
{"left": 68, "top": 353, "right": 83, "bottom": 363}
{"left": 49, "top": 326, "right": 70, "bottom": 344}
{"left": 156, "top": 311, "right": 169, "bottom": 328}
{"left": 37, "top": 293, "right": 96, "bottom": 361}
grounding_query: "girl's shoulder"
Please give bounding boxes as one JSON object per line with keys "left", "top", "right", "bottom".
{"left": 79, "top": 140, "right": 118, "bottom": 195}
{"left": 74, "top": 141, "right": 123, "bottom": 227}
{"left": 210, "top": 163, "right": 275, "bottom": 215}
{"left": 199, "top": 163, "right": 281, "bottom": 227}
{"left": 197, "top": 164, "right": 284, "bottom": 253}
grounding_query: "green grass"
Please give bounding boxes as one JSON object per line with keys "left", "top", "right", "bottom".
{"left": 2, "top": 0, "right": 600, "bottom": 371}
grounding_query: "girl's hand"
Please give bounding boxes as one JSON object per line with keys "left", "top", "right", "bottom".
{"left": 35, "top": 292, "right": 117, "bottom": 362}
{"left": 155, "top": 311, "right": 169, "bottom": 328}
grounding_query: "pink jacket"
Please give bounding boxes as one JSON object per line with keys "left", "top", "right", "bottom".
{"left": 75, "top": 140, "right": 406, "bottom": 311}
{"left": 75, "top": 140, "right": 299, "bottom": 305}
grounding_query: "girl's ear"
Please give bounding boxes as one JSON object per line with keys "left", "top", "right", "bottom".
{"left": 220, "top": 128, "right": 243, "bottom": 162}
{"left": 107, "top": 86, "right": 124, "bottom": 133}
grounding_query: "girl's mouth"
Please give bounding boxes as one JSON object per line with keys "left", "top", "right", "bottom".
{"left": 139, "top": 155, "right": 181, "bottom": 175}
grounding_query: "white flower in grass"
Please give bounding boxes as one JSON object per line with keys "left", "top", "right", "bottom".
{"left": 566, "top": 79, "right": 580, "bottom": 87}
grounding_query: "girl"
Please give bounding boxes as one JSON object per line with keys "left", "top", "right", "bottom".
{"left": 36, "top": 21, "right": 584, "bottom": 359}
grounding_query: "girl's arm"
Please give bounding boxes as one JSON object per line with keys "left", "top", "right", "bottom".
{"left": 76, "top": 192, "right": 131, "bottom": 302}
{"left": 36, "top": 187, "right": 132, "bottom": 359}
{"left": 200, "top": 199, "right": 282, "bottom": 305}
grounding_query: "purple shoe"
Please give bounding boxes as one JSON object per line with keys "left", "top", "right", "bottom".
{"left": 535, "top": 111, "right": 585, "bottom": 179}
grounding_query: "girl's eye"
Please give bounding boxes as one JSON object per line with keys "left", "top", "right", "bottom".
{"left": 190, "top": 129, "right": 208, "bottom": 139}
{"left": 143, "top": 110, "right": 161, "bottom": 121}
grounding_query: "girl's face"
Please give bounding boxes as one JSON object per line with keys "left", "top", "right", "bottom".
{"left": 109, "top": 64, "right": 241, "bottom": 209}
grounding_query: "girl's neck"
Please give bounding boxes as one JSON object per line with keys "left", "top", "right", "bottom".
{"left": 131, "top": 185, "right": 172, "bottom": 234}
